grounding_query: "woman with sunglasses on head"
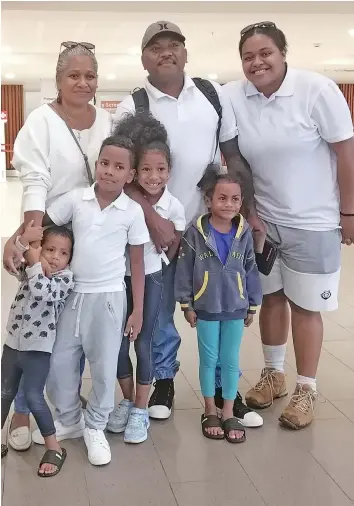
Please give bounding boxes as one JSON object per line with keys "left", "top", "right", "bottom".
{"left": 3, "top": 41, "right": 112, "bottom": 451}
{"left": 221, "top": 22, "right": 354, "bottom": 430}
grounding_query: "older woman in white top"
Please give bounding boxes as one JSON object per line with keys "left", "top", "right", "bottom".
{"left": 222, "top": 22, "right": 354, "bottom": 430}
{"left": 3, "top": 41, "right": 112, "bottom": 451}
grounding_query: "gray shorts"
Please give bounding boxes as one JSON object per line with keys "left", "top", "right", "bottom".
{"left": 261, "top": 221, "right": 341, "bottom": 312}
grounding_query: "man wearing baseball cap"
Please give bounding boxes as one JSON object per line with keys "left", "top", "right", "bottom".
{"left": 112, "top": 20, "right": 264, "bottom": 438}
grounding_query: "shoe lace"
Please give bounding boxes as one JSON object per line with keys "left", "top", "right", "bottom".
{"left": 234, "top": 392, "right": 251, "bottom": 415}
{"left": 253, "top": 369, "right": 280, "bottom": 404}
{"left": 291, "top": 386, "right": 317, "bottom": 414}
{"left": 150, "top": 380, "right": 173, "bottom": 405}
{"left": 128, "top": 412, "right": 145, "bottom": 429}
{"left": 90, "top": 430, "right": 108, "bottom": 447}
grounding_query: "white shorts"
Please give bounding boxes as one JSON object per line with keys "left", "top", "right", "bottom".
{"left": 260, "top": 222, "right": 341, "bottom": 312}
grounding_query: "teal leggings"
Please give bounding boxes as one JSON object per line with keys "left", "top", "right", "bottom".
{"left": 196, "top": 319, "right": 244, "bottom": 401}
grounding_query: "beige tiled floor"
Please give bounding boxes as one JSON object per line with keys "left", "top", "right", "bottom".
{"left": 1, "top": 180, "right": 354, "bottom": 505}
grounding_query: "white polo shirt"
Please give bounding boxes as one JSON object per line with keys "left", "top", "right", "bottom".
{"left": 114, "top": 75, "right": 237, "bottom": 225}
{"left": 47, "top": 185, "right": 150, "bottom": 293}
{"left": 126, "top": 187, "right": 186, "bottom": 276}
{"left": 223, "top": 68, "right": 354, "bottom": 231}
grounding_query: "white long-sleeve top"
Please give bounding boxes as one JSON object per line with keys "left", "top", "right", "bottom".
{"left": 12, "top": 104, "right": 113, "bottom": 213}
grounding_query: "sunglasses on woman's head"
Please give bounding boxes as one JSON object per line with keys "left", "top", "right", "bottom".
{"left": 60, "top": 41, "right": 96, "bottom": 53}
{"left": 240, "top": 21, "right": 276, "bottom": 37}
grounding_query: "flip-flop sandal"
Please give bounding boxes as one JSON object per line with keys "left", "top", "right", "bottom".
{"left": 222, "top": 418, "right": 246, "bottom": 444}
{"left": 37, "top": 448, "right": 67, "bottom": 478}
{"left": 201, "top": 414, "right": 225, "bottom": 440}
{"left": 1, "top": 444, "right": 8, "bottom": 458}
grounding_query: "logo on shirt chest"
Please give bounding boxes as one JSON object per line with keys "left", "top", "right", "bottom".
{"left": 198, "top": 250, "right": 244, "bottom": 262}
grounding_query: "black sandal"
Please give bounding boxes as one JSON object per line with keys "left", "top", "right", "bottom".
{"left": 2, "top": 444, "right": 8, "bottom": 458}
{"left": 37, "top": 448, "right": 67, "bottom": 478}
{"left": 222, "top": 418, "right": 246, "bottom": 444}
{"left": 201, "top": 414, "right": 224, "bottom": 440}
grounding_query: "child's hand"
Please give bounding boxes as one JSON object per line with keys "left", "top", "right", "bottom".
{"left": 244, "top": 313, "right": 254, "bottom": 327}
{"left": 184, "top": 310, "right": 197, "bottom": 328}
{"left": 25, "top": 246, "right": 42, "bottom": 267}
{"left": 21, "top": 220, "right": 43, "bottom": 246}
{"left": 40, "top": 256, "right": 52, "bottom": 278}
{"left": 124, "top": 310, "right": 143, "bottom": 341}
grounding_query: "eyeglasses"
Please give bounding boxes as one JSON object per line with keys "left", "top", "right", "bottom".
{"left": 60, "top": 41, "right": 96, "bottom": 53}
{"left": 240, "top": 21, "right": 276, "bottom": 37}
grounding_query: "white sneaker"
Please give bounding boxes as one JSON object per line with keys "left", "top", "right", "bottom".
{"left": 107, "top": 399, "right": 133, "bottom": 433}
{"left": 124, "top": 408, "right": 150, "bottom": 444}
{"left": 8, "top": 420, "right": 32, "bottom": 451}
{"left": 84, "top": 428, "right": 111, "bottom": 466}
{"left": 32, "top": 414, "right": 85, "bottom": 445}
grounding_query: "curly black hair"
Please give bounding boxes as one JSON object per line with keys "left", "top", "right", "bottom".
{"left": 198, "top": 163, "right": 244, "bottom": 200}
{"left": 113, "top": 112, "right": 171, "bottom": 169}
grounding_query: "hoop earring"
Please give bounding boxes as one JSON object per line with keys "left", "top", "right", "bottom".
{"left": 93, "top": 95, "right": 96, "bottom": 106}
{"left": 57, "top": 90, "right": 62, "bottom": 104}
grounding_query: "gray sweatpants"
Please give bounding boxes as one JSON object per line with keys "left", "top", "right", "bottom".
{"left": 47, "top": 291, "right": 126, "bottom": 430}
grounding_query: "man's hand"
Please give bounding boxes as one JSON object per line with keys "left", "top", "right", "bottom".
{"left": 244, "top": 313, "right": 254, "bottom": 327}
{"left": 25, "top": 246, "right": 42, "bottom": 267}
{"left": 247, "top": 213, "right": 266, "bottom": 253}
{"left": 147, "top": 211, "right": 176, "bottom": 253}
{"left": 3, "top": 240, "right": 23, "bottom": 275}
{"left": 124, "top": 310, "right": 143, "bottom": 341}
{"left": 20, "top": 220, "right": 43, "bottom": 246}
{"left": 184, "top": 310, "right": 197, "bottom": 328}
{"left": 340, "top": 215, "right": 354, "bottom": 246}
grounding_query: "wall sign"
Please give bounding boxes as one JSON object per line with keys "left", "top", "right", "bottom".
{"left": 101, "top": 100, "right": 120, "bottom": 114}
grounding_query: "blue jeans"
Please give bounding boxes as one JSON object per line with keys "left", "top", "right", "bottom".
{"left": 153, "top": 259, "right": 181, "bottom": 380}
{"left": 14, "top": 352, "right": 86, "bottom": 415}
{"left": 196, "top": 320, "right": 244, "bottom": 400}
{"left": 118, "top": 272, "right": 163, "bottom": 385}
{"left": 1, "top": 345, "right": 55, "bottom": 437}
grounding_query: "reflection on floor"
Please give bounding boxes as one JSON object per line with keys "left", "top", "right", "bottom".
{"left": 1, "top": 180, "right": 354, "bottom": 506}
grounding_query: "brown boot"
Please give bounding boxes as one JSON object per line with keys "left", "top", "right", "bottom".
{"left": 245, "top": 368, "right": 287, "bottom": 409}
{"left": 279, "top": 384, "right": 317, "bottom": 430}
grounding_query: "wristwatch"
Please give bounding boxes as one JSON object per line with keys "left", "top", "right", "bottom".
{"left": 15, "top": 236, "right": 29, "bottom": 253}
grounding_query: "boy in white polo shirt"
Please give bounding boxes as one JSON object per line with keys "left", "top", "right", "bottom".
{"left": 32, "top": 135, "right": 150, "bottom": 465}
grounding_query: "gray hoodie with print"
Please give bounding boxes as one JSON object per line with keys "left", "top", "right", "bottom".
{"left": 175, "top": 214, "right": 262, "bottom": 321}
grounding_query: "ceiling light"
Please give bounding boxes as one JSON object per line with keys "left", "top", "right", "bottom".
{"left": 349, "top": 29, "right": 354, "bottom": 37}
{"left": 127, "top": 46, "right": 141, "bottom": 56}
{"left": 5, "top": 73, "right": 16, "bottom": 79}
{"left": 208, "top": 73, "right": 218, "bottom": 80}
{"left": 106, "top": 74, "right": 116, "bottom": 80}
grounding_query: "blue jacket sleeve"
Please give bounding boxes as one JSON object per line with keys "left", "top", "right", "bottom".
{"left": 244, "top": 231, "right": 263, "bottom": 313}
{"left": 174, "top": 231, "right": 196, "bottom": 312}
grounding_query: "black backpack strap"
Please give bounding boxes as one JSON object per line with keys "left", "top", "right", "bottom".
{"left": 193, "top": 78, "right": 222, "bottom": 159}
{"left": 131, "top": 87, "right": 150, "bottom": 112}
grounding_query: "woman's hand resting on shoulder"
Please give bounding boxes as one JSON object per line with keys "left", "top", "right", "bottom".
{"left": 3, "top": 240, "right": 23, "bottom": 275}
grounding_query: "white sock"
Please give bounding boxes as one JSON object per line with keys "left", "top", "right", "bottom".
{"left": 297, "top": 375, "right": 316, "bottom": 391}
{"left": 262, "top": 344, "right": 287, "bottom": 373}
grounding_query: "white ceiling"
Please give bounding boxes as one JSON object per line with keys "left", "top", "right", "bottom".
{"left": 2, "top": 1, "right": 354, "bottom": 91}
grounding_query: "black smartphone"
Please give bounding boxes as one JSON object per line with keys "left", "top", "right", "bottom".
{"left": 255, "top": 239, "right": 278, "bottom": 276}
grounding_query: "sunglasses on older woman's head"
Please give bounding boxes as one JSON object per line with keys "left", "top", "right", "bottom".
{"left": 59, "top": 41, "right": 96, "bottom": 53}
{"left": 240, "top": 21, "right": 276, "bottom": 37}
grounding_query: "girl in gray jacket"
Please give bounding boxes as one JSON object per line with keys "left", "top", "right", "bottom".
{"left": 175, "top": 165, "right": 262, "bottom": 443}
